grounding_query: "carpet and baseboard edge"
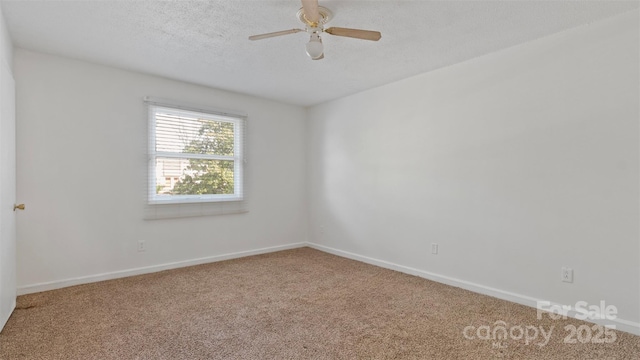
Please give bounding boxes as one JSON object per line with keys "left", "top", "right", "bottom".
{"left": 16, "top": 242, "right": 306, "bottom": 296}
{"left": 306, "top": 242, "right": 640, "bottom": 336}
{"left": 15, "top": 241, "right": 640, "bottom": 336}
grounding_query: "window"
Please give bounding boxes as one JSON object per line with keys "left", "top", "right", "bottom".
{"left": 148, "top": 103, "right": 245, "bottom": 205}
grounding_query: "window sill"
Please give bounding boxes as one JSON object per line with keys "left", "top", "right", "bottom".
{"left": 144, "top": 198, "right": 247, "bottom": 220}
{"left": 148, "top": 195, "right": 243, "bottom": 205}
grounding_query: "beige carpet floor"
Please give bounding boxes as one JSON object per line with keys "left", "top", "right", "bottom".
{"left": 0, "top": 247, "right": 638, "bottom": 359}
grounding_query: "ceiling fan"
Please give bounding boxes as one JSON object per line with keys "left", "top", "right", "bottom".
{"left": 249, "top": 0, "right": 382, "bottom": 60}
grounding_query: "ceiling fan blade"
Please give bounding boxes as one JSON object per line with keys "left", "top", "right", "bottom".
{"left": 325, "top": 27, "right": 382, "bottom": 41}
{"left": 249, "top": 28, "right": 305, "bottom": 41}
{"left": 301, "top": 0, "right": 320, "bottom": 24}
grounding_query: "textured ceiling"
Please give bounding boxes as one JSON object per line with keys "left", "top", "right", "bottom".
{"left": 2, "top": 1, "right": 638, "bottom": 106}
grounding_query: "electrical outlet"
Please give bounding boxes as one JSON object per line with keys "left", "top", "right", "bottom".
{"left": 431, "top": 243, "right": 438, "bottom": 255}
{"left": 138, "top": 240, "right": 146, "bottom": 252}
{"left": 561, "top": 267, "right": 573, "bottom": 283}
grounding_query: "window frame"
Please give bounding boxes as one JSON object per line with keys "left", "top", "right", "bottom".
{"left": 148, "top": 104, "right": 244, "bottom": 205}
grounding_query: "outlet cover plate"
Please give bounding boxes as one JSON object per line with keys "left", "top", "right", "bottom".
{"left": 561, "top": 267, "right": 573, "bottom": 283}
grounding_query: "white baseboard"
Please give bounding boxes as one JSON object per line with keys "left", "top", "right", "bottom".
{"left": 307, "top": 242, "right": 640, "bottom": 336}
{"left": 17, "top": 242, "right": 306, "bottom": 296}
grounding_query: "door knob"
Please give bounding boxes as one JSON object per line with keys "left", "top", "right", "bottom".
{"left": 13, "top": 204, "right": 25, "bottom": 211}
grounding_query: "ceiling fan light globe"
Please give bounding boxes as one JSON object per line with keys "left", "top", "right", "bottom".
{"left": 305, "top": 34, "right": 324, "bottom": 59}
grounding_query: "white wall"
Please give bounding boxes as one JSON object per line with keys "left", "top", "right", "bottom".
{"left": 307, "top": 10, "right": 639, "bottom": 331}
{"left": 0, "top": 6, "right": 11, "bottom": 72}
{"left": 15, "top": 49, "right": 308, "bottom": 292}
